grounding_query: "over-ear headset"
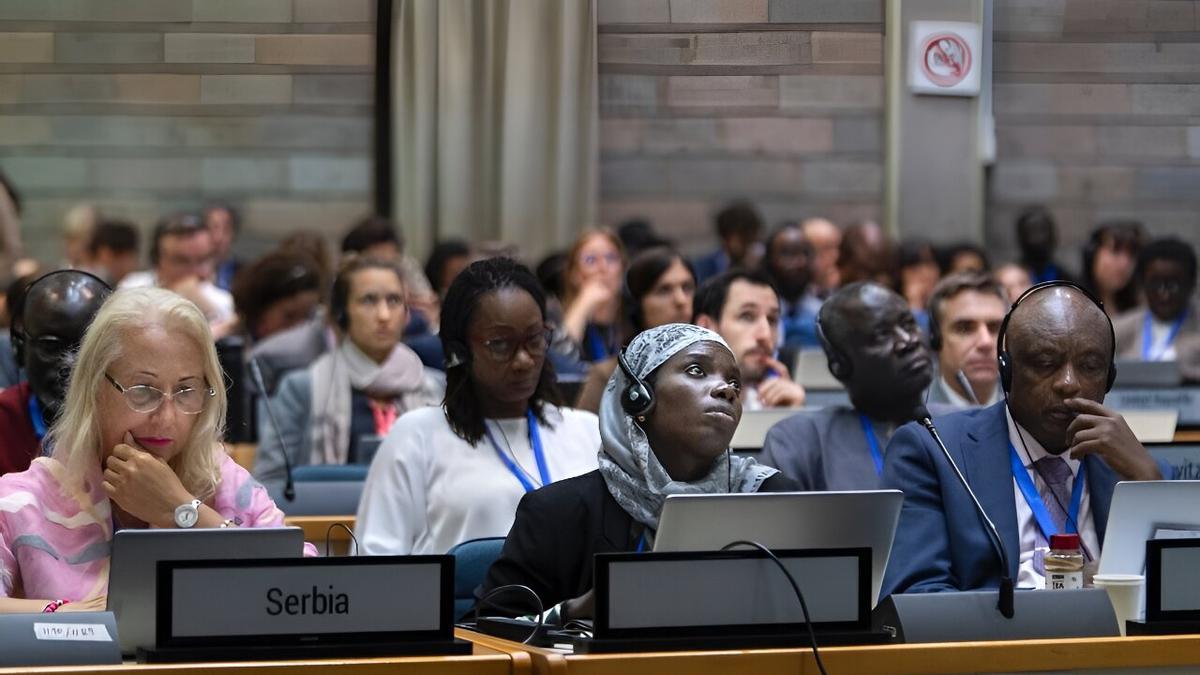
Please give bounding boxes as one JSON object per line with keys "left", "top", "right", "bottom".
{"left": 444, "top": 341, "right": 469, "bottom": 369}
{"left": 815, "top": 313, "right": 852, "bottom": 380}
{"left": 928, "top": 308, "right": 944, "bottom": 352}
{"left": 617, "top": 348, "right": 655, "bottom": 421}
{"left": 996, "top": 280, "right": 1117, "bottom": 394}
{"left": 11, "top": 269, "right": 112, "bottom": 366}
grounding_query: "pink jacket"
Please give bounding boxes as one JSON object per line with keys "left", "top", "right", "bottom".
{"left": 0, "top": 452, "right": 316, "bottom": 601}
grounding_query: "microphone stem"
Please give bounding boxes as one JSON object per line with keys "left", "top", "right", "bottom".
{"left": 921, "top": 417, "right": 1015, "bottom": 619}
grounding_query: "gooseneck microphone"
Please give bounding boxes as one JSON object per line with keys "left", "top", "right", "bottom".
{"left": 955, "top": 370, "right": 981, "bottom": 406}
{"left": 248, "top": 357, "right": 295, "bottom": 502}
{"left": 912, "top": 405, "right": 1014, "bottom": 619}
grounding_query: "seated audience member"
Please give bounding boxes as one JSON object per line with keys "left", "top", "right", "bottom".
{"left": 120, "top": 213, "right": 236, "bottom": 337}
{"left": 479, "top": 324, "right": 797, "bottom": 621}
{"left": 994, "top": 263, "right": 1032, "bottom": 303}
{"left": 231, "top": 250, "right": 323, "bottom": 342}
{"left": 0, "top": 276, "right": 33, "bottom": 389}
{"left": 356, "top": 258, "right": 599, "bottom": 555}
{"left": 1016, "top": 206, "right": 1074, "bottom": 284}
{"left": 0, "top": 288, "right": 314, "bottom": 613}
{"left": 424, "top": 239, "right": 473, "bottom": 300}
{"left": 1114, "top": 238, "right": 1198, "bottom": 362}
{"left": 1, "top": 271, "right": 111, "bottom": 476}
{"left": 694, "top": 270, "right": 805, "bottom": 409}
{"left": 693, "top": 200, "right": 764, "bottom": 285}
{"left": 763, "top": 222, "right": 821, "bottom": 348}
{"left": 802, "top": 217, "right": 841, "bottom": 299}
{"left": 85, "top": 219, "right": 140, "bottom": 286}
{"left": 940, "top": 242, "right": 990, "bottom": 275}
{"left": 882, "top": 282, "right": 1171, "bottom": 596}
{"left": 560, "top": 229, "right": 626, "bottom": 362}
{"left": 61, "top": 204, "right": 98, "bottom": 270}
{"left": 254, "top": 258, "right": 444, "bottom": 495}
{"left": 897, "top": 238, "right": 940, "bottom": 332}
{"left": 925, "top": 272, "right": 1006, "bottom": 408}
{"left": 341, "top": 216, "right": 436, "bottom": 327}
{"left": 616, "top": 218, "right": 670, "bottom": 259}
{"left": 1082, "top": 220, "right": 1145, "bottom": 317}
{"left": 203, "top": 203, "right": 240, "bottom": 292}
{"left": 575, "top": 247, "right": 696, "bottom": 412}
{"left": 760, "top": 282, "right": 934, "bottom": 490}
{"left": 838, "top": 221, "right": 896, "bottom": 287}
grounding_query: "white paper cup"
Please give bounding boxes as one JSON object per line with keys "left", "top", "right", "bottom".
{"left": 1092, "top": 573, "right": 1145, "bottom": 636}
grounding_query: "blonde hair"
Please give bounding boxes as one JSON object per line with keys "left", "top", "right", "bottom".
{"left": 47, "top": 287, "right": 228, "bottom": 500}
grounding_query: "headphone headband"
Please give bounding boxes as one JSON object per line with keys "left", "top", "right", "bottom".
{"left": 996, "top": 280, "right": 1117, "bottom": 393}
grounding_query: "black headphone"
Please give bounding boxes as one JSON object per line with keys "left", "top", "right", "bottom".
{"left": 11, "top": 269, "right": 112, "bottom": 366}
{"left": 928, "top": 309, "right": 944, "bottom": 352}
{"left": 814, "top": 312, "right": 852, "bottom": 380}
{"left": 996, "top": 280, "right": 1117, "bottom": 394}
{"left": 617, "top": 348, "right": 655, "bottom": 421}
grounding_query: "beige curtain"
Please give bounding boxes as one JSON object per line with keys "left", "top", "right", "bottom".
{"left": 393, "top": 0, "right": 597, "bottom": 262}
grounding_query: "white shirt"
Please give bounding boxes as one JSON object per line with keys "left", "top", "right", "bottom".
{"left": 119, "top": 270, "right": 235, "bottom": 323}
{"left": 1147, "top": 316, "right": 1179, "bottom": 361}
{"left": 1007, "top": 408, "right": 1100, "bottom": 589}
{"left": 355, "top": 405, "right": 601, "bottom": 555}
{"left": 936, "top": 375, "right": 1000, "bottom": 408}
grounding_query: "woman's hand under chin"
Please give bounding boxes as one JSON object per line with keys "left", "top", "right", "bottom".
{"left": 102, "top": 433, "right": 193, "bottom": 529}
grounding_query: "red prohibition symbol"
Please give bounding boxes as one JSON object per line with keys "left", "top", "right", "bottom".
{"left": 921, "top": 32, "right": 971, "bottom": 87}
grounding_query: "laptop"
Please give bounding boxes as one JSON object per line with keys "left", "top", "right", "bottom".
{"left": 107, "top": 527, "right": 305, "bottom": 655}
{"left": 654, "top": 490, "right": 903, "bottom": 606}
{"left": 1099, "top": 480, "right": 1200, "bottom": 577}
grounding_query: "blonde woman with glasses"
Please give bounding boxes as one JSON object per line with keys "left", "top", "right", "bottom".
{"left": 0, "top": 287, "right": 313, "bottom": 614}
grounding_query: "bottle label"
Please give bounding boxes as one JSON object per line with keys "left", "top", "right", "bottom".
{"left": 1048, "top": 571, "right": 1083, "bottom": 590}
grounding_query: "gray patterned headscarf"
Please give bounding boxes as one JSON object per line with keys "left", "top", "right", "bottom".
{"left": 598, "top": 323, "right": 778, "bottom": 532}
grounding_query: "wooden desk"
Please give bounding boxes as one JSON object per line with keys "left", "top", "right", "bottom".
{"left": 465, "top": 630, "right": 1200, "bottom": 675}
{"left": 284, "top": 515, "right": 357, "bottom": 556}
{"left": 228, "top": 443, "right": 256, "bottom": 471}
{"left": 1174, "top": 429, "right": 1200, "bottom": 442}
{"left": 0, "top": 634, "right": 528, "bottom": 675}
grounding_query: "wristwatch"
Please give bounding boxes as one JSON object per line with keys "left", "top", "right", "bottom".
{"left": 173, "top": 499, "right": 202, "bottom": 529}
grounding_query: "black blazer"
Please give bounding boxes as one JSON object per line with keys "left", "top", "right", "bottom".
{"left": 475, "top": 469, "right": 799, "bottom": 615}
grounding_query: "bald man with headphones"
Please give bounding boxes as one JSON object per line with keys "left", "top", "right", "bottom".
{"left": 881, "top": 282, "right": 1172, "bottom": 597}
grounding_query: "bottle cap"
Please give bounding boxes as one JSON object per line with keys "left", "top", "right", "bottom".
{"left": 1050, "top": 533, "right": 1081, "bottom": 550}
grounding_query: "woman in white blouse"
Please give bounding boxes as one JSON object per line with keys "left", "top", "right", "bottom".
{"left": 356, "top": 258, "right": 601, "bottom": 554}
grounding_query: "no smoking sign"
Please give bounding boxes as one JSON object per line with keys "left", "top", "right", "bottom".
{"left": 909, "top": 21, "right": 981, "bottom": 97}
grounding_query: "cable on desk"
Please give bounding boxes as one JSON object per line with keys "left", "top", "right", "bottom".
{"left": 721, "top": 539, "right": 829, "bottom": 675}
{"left": 325, "top": 522, "right": 359, "bottom": 556}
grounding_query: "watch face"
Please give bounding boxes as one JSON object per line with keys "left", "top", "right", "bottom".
{"left": 175, "top": 502, "right": 200, "bottom": 528}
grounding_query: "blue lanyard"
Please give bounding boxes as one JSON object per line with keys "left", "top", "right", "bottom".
{"left": 584, "top": 325, "right": 611, "bottom": 361}
{"left": 859, "top": 413, "right": 884, "bottom": 477}
{"left": 1009, "top": 443, "right": 1085, "bottom": 539}
{"left": 635, "top": 533, "right": 647, "bottom": 553}
{"left": 1142, "top": 310, "right": 1187, "bottom": 361}
{"left": 27, "top": 395, "right": 46, "bottom": 441}
{"left": 484, "top": 409, "right": 551, "bottom": 493}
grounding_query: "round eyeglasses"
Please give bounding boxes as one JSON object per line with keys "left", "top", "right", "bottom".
{"left": 105, "top": 373, "right": 215, "bottom": 415}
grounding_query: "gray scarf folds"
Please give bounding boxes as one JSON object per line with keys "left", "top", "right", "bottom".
{"left": 597, "top": 323, "right": 778, "bottom": 532}
{"left": 309, "top": 339, "right": 434, "bottom": 465}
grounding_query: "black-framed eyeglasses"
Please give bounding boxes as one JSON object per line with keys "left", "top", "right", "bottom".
{"left": 105, "top": 373, "right": 215, "bottom": 415}
{"left": 479, "top": 329, "right": 553, "bottom": 363}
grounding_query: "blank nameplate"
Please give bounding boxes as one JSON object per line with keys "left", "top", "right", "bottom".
{"left": 1116, "top": 409, "right": 1178, "bottom": 443}
{"left": 156, "top": 556, "right": 453, "bottom": 648}
{"left": 1148, "top": 538, "right": 1200, "bottom": 621}
{"left": 594, "top": 547, "right": 870, "bottom": 639}
{"left": 0, "top": 612, "right": 121, "bottom": 667}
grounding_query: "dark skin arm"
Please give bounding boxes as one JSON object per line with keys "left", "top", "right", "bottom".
{"left": 1064, "top": 397, "right": 1162, "bottom": 481}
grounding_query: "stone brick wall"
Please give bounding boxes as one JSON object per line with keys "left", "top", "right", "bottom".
{"left": 988, "top": 0, "right": 1200, "bottom": 271}
{"left": 0, "top": 0, "right": 375, "bottom": 265}
{"left": 596, "top": 0, "right": 885, "bottom": 256}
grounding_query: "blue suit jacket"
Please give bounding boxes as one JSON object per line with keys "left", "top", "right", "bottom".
{"left": 880, "top": 402, "right": 1172, "bottom": 597}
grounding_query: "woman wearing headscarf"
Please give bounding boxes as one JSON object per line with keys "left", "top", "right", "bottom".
{"left": 478, "top": 323, "right": 798, "bottom": 622}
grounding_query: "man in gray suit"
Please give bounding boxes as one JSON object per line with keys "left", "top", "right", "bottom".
{"left": 760, "top": 282, "right": 935, "bottom": 490}
{"left": 925, "top": 271, "right": 1006, "bottom": 408}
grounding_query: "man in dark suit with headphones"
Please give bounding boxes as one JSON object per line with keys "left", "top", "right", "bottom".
{"left": 0, "top": 270, "right": 111, "bottom": 476}
{"left": 881, "top": 282, "right": 1172, "bottom": 597}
